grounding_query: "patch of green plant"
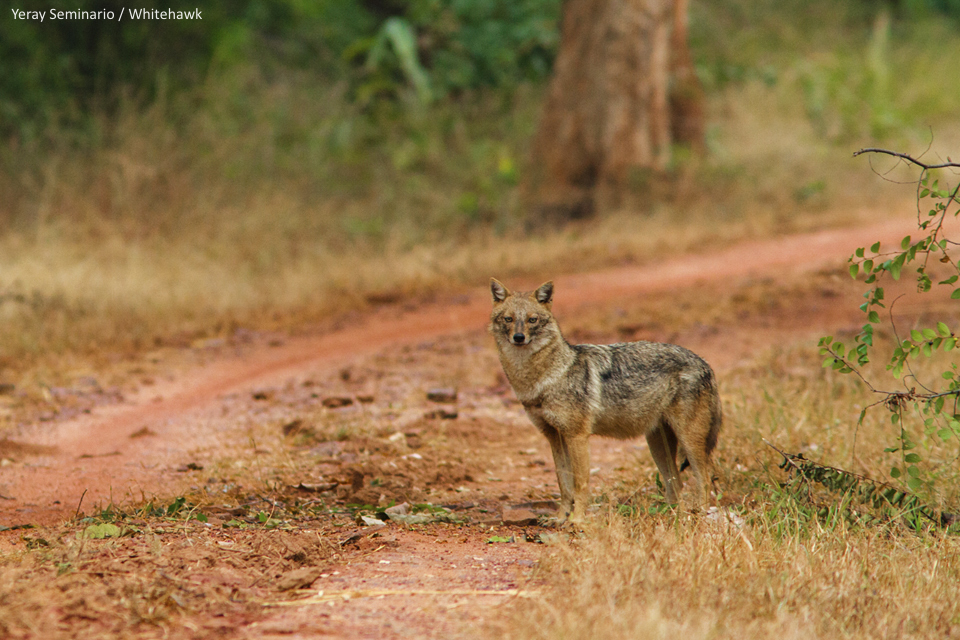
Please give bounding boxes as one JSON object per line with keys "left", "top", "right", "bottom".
{"left": 820, "top": 147, "right": 960, "bottom": 495}
{"left": 767, "top": 441, "right": 958, "bottom": 534}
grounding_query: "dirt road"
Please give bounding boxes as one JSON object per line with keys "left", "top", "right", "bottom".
{"left": 0, "top": 217, "right": 919, "bottom": 638}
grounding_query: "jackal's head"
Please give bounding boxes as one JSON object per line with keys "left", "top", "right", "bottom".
{"left": 489, "top": 278, "right": 559, "bottom": 351}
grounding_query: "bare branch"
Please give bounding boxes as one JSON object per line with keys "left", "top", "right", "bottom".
{"left": 854, "top": 148, "right": 960, "bottom": 171}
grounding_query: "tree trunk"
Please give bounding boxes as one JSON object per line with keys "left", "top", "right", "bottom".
{"left": 528, "top": 0, "right": 704, "bottom": 219}
{"left": 669, "top": 0, "right": 706, "bottom": 151}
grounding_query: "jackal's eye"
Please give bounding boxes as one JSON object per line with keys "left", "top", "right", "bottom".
{"left": 528, "top": 316, "right": 538, "bottom": 324}
{"left": 503, "top": 316, "right": 514, "bottom": 323}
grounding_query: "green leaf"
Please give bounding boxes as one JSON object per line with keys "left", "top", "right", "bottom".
{"left": 939, "top": 275, "right": 958, "bottom": 285}
{"left": 871, "top": 242, "right": 881, "bottom": 253}
{"left": 945, "top": 338, "right": 957, "bottom": 351}
{"left": 907, "top": 477, "right": 924, "bottom": 492}
{"left": 923, "top": 328, "right": 938, "bottom": 340}
{"left": 938, "top": 322, "right": 951, "bottom": 337}
{"left": 904, "top": 453, "right": 922, "bottom": 463}
{"left": 939, "top": 429, "right": 953, "bottom": 441}
{"left": 855, "top": 247, "right": 865, "bottom": 258}
{"left": 890, "top": 262, "right": 902, "bottom": 281}
{"left": 370, "top": 18, "right": 433, "bottom": 105}
{"left": 849, "top": 263, "right": 859, "bottom": 278}
{"left": 863, "top": 259, "right": 874, "bottom": 272}
{"left": 901, "top": 235, "right": 912, "bottom": 250}
{"left": 952, "top": 288, "right": 960, "bottom": 300}
{"left": 890, "top": 466, "right": 902, "bottom": 478}
{"left": 911, "top": 329, "right": 924, "bottom": 342}
{"left": 907, "top": 465, "right": 921, "bottom": 478}
{"left": 884, "top": 446, "right": 900, "bottom": 453}
{"left": 868, "top": 311, "right": 880, "bottom": 323}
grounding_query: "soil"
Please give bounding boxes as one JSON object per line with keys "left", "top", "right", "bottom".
{"left": 0, "top": 217, "right": 935, "bottom": 638}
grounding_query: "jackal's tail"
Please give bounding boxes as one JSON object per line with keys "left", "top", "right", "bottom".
{"left": 705, "top": 375, "right": 722, "bottom": 457}
{"left": 679, "top": 371, "right": 722, "bottom": 472}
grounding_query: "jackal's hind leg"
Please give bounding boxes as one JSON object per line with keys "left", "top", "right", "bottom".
{"left": 672, "top": 416, "right": 713, "bottom": 510}
{"left": 646, "top": 423, "right": 682, "bottom": 504}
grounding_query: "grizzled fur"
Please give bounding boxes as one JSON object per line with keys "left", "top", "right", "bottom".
{"left": 489, "top": 278, "right": 721, "bottom": 523}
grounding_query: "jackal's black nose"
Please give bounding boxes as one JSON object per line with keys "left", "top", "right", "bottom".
{"left": 512, "top": 333, "right": 525, "bottom": 344}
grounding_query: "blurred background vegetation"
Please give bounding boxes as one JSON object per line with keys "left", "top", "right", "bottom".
{"left": 2, "top": 0, "right": 960, "bottom": 380}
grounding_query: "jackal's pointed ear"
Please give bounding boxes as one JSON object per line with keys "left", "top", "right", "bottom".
{"left": 490, "top": 278, "right": 510, "bottom": 303}
{"left": 534, "top": 281, "right": 554, "bottom": 305}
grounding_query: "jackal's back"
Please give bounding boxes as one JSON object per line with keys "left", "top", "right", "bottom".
{"left": 567, "top": 341, "right": 720, "bottom": 446}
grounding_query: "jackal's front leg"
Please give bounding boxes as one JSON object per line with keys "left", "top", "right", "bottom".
{"left": 566, "top": 435, "right": 591, "bottom": 523}
{"left": 541, "top": 426, "right": 574, "bottom": 519}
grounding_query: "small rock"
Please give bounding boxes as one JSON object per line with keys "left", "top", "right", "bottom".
{"left": 276, "top": 567, "right": 324, "bottom": 591}
{"left": 502, "top": 508, "right": 538, "bottom": 526}
{"left": 384, "top": 502, "right": 411, "bottom": 517}
{"left": 356, "top": 394, "right": 375, "bottom": 404}
{"left": 384, "top": 502, "right": 456, "bottom": 525}
{"left": 282, "top": 419, "right": 307, "bottom": 436}
{"left": 252, "top": 390, "right": 274, "bottom": 401}
{"left": 424, "top": 408, "right": 458, "bottom": 420}
{"left": 705, "top": 506, "right": 746, "bottom": 529}
{"left": 293, "top": 482, "right": 338, "bottom": 493}
{"left": 322, "top": 396, "right": 354, "bottom": 409}
{"left": 426, "top": 388, "right": 457, "bottom": 403}
{"left": 310, "top": 441, "right": 343, "bottom": 458}
{"left": 129, "top": 426, "right": 157, "bottom": 439}
{"left": 359, "top": 515, "right": 386, "bottom": 528}
{"left": 537, "top": 532, "right": 565, "bottom": 545}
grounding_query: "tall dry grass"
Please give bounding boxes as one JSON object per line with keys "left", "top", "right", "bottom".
{"left": 491, "top": 513, "right": 960, "bottom": 639}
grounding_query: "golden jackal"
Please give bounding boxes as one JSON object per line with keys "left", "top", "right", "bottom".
{"left": 489, "top": 278, "right": 721, "bottom": 523}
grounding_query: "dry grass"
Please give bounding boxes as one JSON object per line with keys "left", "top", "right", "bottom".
{"left": 490, "top": 513, "right": 960, "bottom": 639}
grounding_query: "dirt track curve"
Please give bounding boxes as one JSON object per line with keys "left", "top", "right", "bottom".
{"left": 0, "top": 217, "right": 923, "bottom": 639}
{"left": 0, "top": 217, "right": 913, "bottom": 527}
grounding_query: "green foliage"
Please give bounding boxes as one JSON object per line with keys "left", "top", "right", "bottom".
{"left": 820, "top": 148, "right": 960, "bottom": 492}
{"left": 347, "top": 0, "right": 559, "bottom": 105}
{"left": 771, "top": 446, "right": 956, "bottom": 533}
{"left": 1, "top": 0, "right": 559, "bottom": 140}
{"left": 1, "top": 0, "right": 338, "bottom": 139}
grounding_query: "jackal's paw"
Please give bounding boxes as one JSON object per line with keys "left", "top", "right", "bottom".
{"left": 542, "top": 516, "right": 585, "bottom": 534}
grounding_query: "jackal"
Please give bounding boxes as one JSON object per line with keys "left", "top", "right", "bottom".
{"left": 489, "top": 278, "right": 721, "bottom": 523}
